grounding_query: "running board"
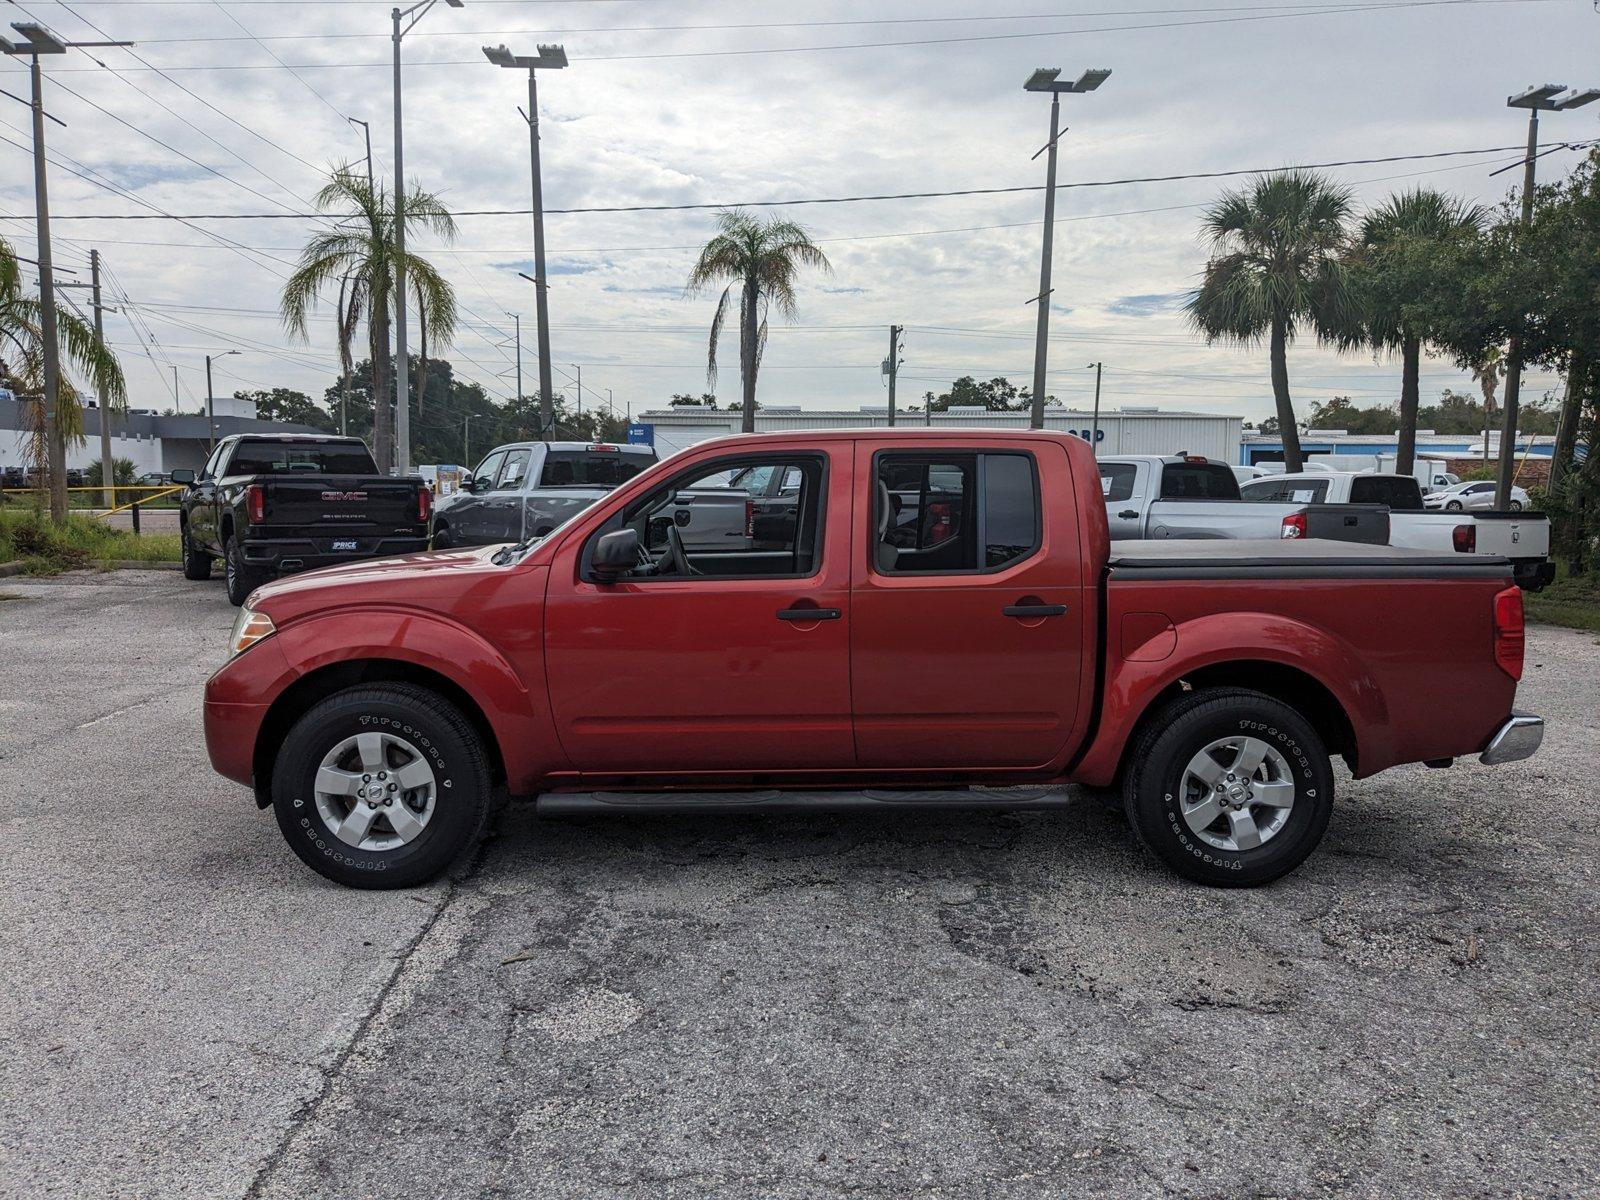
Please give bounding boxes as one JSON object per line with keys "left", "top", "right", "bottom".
{"left": 535, "top": 786, "right": 1078, "bottom": 815}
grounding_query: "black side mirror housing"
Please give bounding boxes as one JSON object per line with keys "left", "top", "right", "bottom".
{"left": 471, "top": 475, "right": 492, "bottom": 494}
{"left": 169, "top": 468, "right": 195, "bottom": 485}
{"left": 591, "top": 528, "right": 639, "bottom": 583}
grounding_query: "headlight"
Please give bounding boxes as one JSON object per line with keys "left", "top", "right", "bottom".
{"left": 229, "top": 606, "right": 276, "bottom": 657}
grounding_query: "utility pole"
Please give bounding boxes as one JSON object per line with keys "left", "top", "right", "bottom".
{"left": 1495, "top": 82, "right": 1599, "bottom": 507}
{"left": 488, "top": 43, "right": 567, "bottom": 445}
{"left": 1087, "top": 361, "right": 1103, "bottom": 456}
{"left": 90, "top": 250, "right": 115, "bottom": 506}
{"left": 172, "top": 365, "right": 179, "bottom": 411}
{"left": 3, "top": 23, "right": 130, "bottom": 522}
{"left": 391, "top": 0, "right": 464, "bottom": 478}
{"left": 884, "top": 325, "right": 902, "bottom": 426}
{"left": 462, "top": 412, "right": 476, "bottom": 464}
{"left": 1023, "top": 67, "right": 1109, "bottom": 431}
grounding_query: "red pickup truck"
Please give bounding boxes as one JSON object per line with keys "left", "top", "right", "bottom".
{"left": 204, "top": 430, "right": 1543, "bottom": 890}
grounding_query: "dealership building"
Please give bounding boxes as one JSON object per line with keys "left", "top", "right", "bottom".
{"left": 632, "top": 405, "right": 1243, "bottom": 462}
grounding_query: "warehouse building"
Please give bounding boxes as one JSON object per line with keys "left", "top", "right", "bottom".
{"left": 632, "top": 405, "right": 1243, "bottom": 462}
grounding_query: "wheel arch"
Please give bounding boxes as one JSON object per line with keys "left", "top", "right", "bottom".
{"left": 251, "top": 660, "right": 507, "bottom": 808}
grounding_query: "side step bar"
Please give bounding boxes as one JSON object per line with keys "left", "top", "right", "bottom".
{"left": 535, "top": 786, "right": 1078, "bottom": 815}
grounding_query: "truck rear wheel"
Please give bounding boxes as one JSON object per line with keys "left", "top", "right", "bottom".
{"left": 270, "top": 683, "right": 492, "bottom": 889}
{"left": 224, "top": 534, "right": 268, "bottom": 606}
{"left": 1123, "top": 688, "right": 1333, "bottom": 887}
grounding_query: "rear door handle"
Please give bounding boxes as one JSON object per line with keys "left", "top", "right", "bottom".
{"left": 777, "top": 607, "right": 841, "bottom": 621}
{"left": 1003, "top": 603, "right": 1067, "bottom": 618}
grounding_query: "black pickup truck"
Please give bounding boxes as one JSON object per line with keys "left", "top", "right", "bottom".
{"left": 172, "top": 433, "right": 430, "bottom": 605}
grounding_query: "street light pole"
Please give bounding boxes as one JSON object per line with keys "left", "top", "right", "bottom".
{"left": 1023, "top": 67, "right": 1109, "bottom": 431}
{"left": 569, "top": 362, "right": 582, "bottom": 423}
{"left": 346, "top": 115, "right": 375, "bottom": 193}
{"left": 509, "top": 312, "right": 522, "bottom": 405}
{"left": 885, "top": 325, "right": 902, "bottom": 426}
{"left": 3, "top": 22, "right": 132, "bottom": 522}
{"left": 1087, "top": 361, "right": 1103, "bottom": 455}
{"left": 1495, "top": 82, "right": 1599, "bottom": 507}
{"left": 205, "top": 350, "right": 240, "bottom": 450}
{"left": 462, "top": 412, "right": 476, "bottom": 464}
{"left": 390, "top": 0, "right": 463, "bottom": 478}
{"left": 487, "top": 43, "right": 567, "bottom": 446}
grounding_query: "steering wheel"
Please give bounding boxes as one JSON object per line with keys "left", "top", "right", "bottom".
{"left": 663, "top": 523, "right": 699, "bottom": 576}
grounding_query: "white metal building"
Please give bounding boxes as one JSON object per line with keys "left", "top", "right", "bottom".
{"left": 634, "top": 404, "right": 1242, "bottom": 462}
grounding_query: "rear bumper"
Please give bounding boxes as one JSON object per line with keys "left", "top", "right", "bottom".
{"left": 1479, "top": 711, "right": 1544, "bottom": 765}
{"left": 1512, "top": 559, "right": 1556, "bottom": 592}
{"left": 241, "top": 535, "right": 428, "bottom": 574}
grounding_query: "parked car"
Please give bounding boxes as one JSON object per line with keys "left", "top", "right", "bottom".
{"left": 1241, "top": 472, "right": 1552, "bottom": 590}
{"left": 1099, "top": 454, "right": 1388, "bottom": 544}
{"left": 173, "top": 433, "right": 431, "bottom": 605}
{"left": 431, "top": 441, "right": 658, "bottom": 548}
{"left": 1425, "top": 480, "right": 1530, "bottom": 512}
{"left": 205, "top": 429, "right": 1542, "bottom": 891}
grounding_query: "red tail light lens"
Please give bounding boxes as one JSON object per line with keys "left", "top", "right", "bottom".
{"left": 1452, "top": 524, "right": 1476, "bottom": 553}
{"left": 1493, "top": 586, "right": 1524, "bottom": 680}
{"left": 245, "top": 484, "right": 265, "bottom": 524}
{"left": 418, "top": 486, "right": 433, "bottom": 523}
{"left": 1280, "top": 513, "right": 1307, "bottom": 539}
{"left": 744, "top": 498, "right": 755, "bottom": 540}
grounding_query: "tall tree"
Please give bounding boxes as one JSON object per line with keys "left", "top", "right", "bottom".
{"left": 280, "top": 166, "right": 458, "bottom": 471}
{"left": 685, "top": 209, "right": 831, "bottom": 433}
{"left": 1347, "top": 188, "right": 1486, "bottom": 473}
{"left": 0, "top": 233, "right": 126, "bottom": 521}
{"left": 1187, "top": 171, "right": 1356, "bottom": 473}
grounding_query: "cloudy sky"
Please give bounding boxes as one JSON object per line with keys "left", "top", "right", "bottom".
{"left": 1, "top": 0, "right": 1594, "bottom": 428}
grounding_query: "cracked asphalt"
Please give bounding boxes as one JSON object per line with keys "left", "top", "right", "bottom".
{"left": 1, "top": 569, "right": 1596, "bottom": 1198}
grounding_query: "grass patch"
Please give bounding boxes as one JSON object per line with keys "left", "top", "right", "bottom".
{"left": 1524, "top": 563, "right": 1600, "bottom": 633}
{"left": 0, "top": 509, "right": 181, "bottom": 574}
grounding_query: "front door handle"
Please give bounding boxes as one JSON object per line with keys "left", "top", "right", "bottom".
{"left": 777, "top": 607, "right": 841, "bottom": 621}
{"left": 1003, "top": 603, "right": 1067, "bottom": 618}
{"left": 1118, "top": 509, "right": 1138, "bottom": 519}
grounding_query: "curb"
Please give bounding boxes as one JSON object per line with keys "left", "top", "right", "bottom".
{"left": 0, "top": 558, "right": 182, "bottom": 577}
{"left": 0, "top": 562, "right": 25, "bottom": 579}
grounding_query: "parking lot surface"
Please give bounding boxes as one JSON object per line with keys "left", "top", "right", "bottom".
{"left": 0, "top": 570, "right": 1595, "bottom": 1199}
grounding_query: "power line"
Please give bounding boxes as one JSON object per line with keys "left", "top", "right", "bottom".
{"left": 8, "top": 139, "right": 1588, "bottom": 222}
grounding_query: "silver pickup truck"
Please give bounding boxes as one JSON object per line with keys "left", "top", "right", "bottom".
{"left": 432, "top": 441, "right": 658, "bottom": 548}
{"left": 1099, "top": 455, "right": 1389, "bottom": 544}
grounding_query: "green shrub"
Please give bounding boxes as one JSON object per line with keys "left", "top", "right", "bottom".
{"left": 0, "top": 509, "right": 181, "bottom": 573}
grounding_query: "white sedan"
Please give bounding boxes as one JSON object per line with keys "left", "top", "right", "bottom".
{"left": 1423, "top": 480, "right": 1530, "bottom": 511}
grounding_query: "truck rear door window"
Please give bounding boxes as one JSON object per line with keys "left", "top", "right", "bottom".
{"left": 540, "top": 451, "right": 653, "bottom": 488}
{"left": 874, "top": 452, "right": 1039, "bottom": 575}
{"left": 1099, "top": 463, "right": 1138, "bottom": 502}
{"left": 1159, "top": 462, "right": 1238, "bottom": 499}
{"left": 228, "top": 441, "right": 378, "bottom": 476}
{"left": 1349, "top": 475, "right": 1423, "bottom": 510}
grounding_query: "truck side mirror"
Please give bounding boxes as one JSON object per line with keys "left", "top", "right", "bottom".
{"left": 169, "top": 468, "right": 195, "bottom": 486}
{"left": 591, "top": 529, "right": 639, "bottom": 583}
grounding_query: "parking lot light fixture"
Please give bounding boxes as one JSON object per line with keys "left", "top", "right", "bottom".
{"left": 205, "top": 350, "right": 242, "bottom": 451}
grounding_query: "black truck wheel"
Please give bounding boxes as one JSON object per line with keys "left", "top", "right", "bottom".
{"left": 223, "top": 534, "right": 268, "bottom": 606}
{"left": 270, "top": 683, "right": 492, "bottom": 889}
{"left": 180, "top": 522, "right": 212, "bottom": 580}
{"left": 1123, "top": 688, "right": 1333, "bottom": 887}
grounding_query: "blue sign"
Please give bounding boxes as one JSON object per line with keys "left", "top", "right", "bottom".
{"left": 627, "top": 422, "right": 654, "bottom": 447}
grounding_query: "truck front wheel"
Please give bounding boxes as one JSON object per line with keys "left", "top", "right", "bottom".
{"left": 1123, "top": 688, "right": 1333, "bottom": 887}
{"left": 180, "top": 521, "right": 212, "bottom": 580}
{"left": 270, "top": 683, "right": 492, "bottom": 889}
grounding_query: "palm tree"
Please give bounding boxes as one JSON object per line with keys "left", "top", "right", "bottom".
{"left": 281, "top": 166, "right": 458, "bottom": 471}
{"left": 685, "top": 209, "right": 832, "bottom": 433}
{"left": 0, "top": 233, "right": 126, "bottom": 522}
{"left": 1349, "top": 188, "right": 1486, "bottom": 473}
{"left": 1187, "top": 171, "right": 1356, "bottom": 473}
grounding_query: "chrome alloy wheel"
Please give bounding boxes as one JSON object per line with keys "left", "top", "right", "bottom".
{"left": 313, "top": 731, "right": 438, "bottom": 851}
{"left": 1179, "top": 735, "right": 1295, "bottom": 852}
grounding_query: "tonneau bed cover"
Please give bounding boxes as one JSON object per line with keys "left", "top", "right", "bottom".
{"left": 1107, "top": 538, "right": 1511, "bottom": 580}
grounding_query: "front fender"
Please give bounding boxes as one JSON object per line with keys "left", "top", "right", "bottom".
{"left": 1074, "top": 611, "right": 1388, "bottom": 788}
{"left": 272, "top": 606, "right": 563, "bottom": 791}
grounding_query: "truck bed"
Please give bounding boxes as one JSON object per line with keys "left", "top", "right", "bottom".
{"left": 1107, "top": 538, "right": 1512, "bottom": 579}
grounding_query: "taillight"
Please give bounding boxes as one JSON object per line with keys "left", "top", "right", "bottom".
{"left": 744, "top": 498, "right": 755, "bottom": 540}
{"left": 1280, "top": 513, "right": 1307, "bottom": 539}
{"left": 1493, "top": 586, "right": 1524, "bottom": 680}
{"left": 245, "top": 484, "right": 265, "bottom": 524}
{"left": 418, "top": 486, "right": 433, "bottom": 523}
{"left": 1452, "top": 524, "right": 1476, "bottom": 553}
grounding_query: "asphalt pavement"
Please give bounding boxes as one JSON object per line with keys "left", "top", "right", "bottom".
{"left": 0, "top": 569, "right": 1595, "bottom": 1198}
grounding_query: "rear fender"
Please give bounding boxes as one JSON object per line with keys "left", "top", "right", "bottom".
{"left": 1074, "top": 611, "right": 1387, "bottom": 787}
{"left": 273, "top": 608, "right": 563, "bottom": 791}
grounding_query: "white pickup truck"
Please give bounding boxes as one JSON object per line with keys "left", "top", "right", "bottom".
{"left": 1240, "top": 471, "right": 1554, "bottom": 591}
{"left": 1099, "top": 455, "right": 1389, "bottom": 544}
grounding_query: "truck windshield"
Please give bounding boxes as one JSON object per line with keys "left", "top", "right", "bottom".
{"left": 539, "top": 451, "right": 653, "bottom": 488}
{"left": 228, "top": 440, "right": 377, "bottom": 476}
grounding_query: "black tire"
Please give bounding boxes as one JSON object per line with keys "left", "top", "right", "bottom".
{"left": 431, "top": 520, "right": 452, "bottom": 549}
{"left": 1508, "top": 500, "right": 1522, "bottom": 511}
{"left": 224, "top": 533, "right": 268, "bottom": 606}
{"left": 180, "top": 522, "right": 212, "bottom": 581}
{"left": 271, "top": 683, "right": 492, "bottom": 889}
{"left": 1122, "top": 687, "right": 1333, "bottom": 888}
{"left": 1446, "top": 500, "right": 1464, "bottom": 511}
